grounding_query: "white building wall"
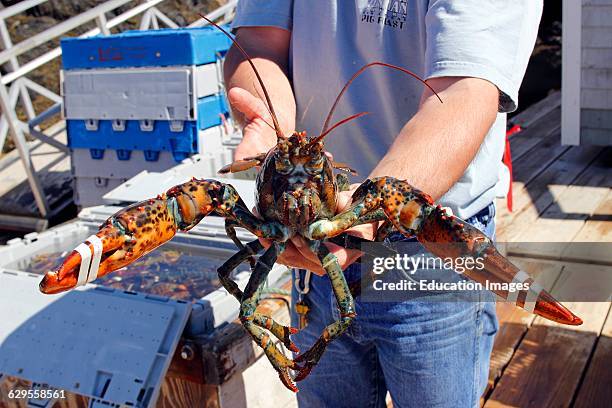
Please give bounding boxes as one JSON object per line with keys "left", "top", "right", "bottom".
{"left": 562, "top": 0, "right": 612, "bottom": 146}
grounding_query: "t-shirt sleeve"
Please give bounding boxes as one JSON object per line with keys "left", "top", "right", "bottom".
{"left": 425, "top": 0, "right": 543, "bottom": 112}
{"left": 231, "top": 0, "right": 293, "bottom": 32}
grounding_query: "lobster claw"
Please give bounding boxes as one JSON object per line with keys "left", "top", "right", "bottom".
{"left": 39, "top": 199, "right": 178, "bottom": 294}
{"left": 417, "top": 205, "right": 583, "bottom": 326}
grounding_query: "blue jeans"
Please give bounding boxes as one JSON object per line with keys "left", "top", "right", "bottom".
{"left": 291, "top": 204, "right": 498, "bottom": 408}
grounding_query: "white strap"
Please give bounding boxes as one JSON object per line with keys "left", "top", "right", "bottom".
{"left": 294, "top": 269, "right": 312, "bottom": 295}
{"left": 523, "top": 282, "right": 544, "bottom": 313}
{"left": 74, "top": 243, "right": 92, "bottom": 287}
{"left": 73, "top": 235, "right": 104, "bottom": 287}
{"left": 506, "top": 270, "right": 529, "bottom": 303}
{"left": 87, "top": 235, "right": 103, "bottom": 283}
{"left": 442, "top": 206, "right": 454, "bottom": 217}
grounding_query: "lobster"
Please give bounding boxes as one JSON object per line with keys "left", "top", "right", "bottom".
{"left": 39, "top": 18, "right": 582, "bottom": 392}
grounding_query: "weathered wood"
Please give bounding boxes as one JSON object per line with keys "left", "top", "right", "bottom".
{"left": 166, "top": 339, "right": 206, "bottom": 384}
{"left": 507, "top": 107, "right": 561, "bottom": 164}
{"left": 0, "top": 371, "right": 219, "bottom": 408}
{"left": 573, "top": 305, "right": 612, "bottom": 408}
{"left": 581, "top": 88, "right": 612, "bottom": 110}
{"left": 581, "top": 108, "right": 612, "bottom": 129}
{"left": 510, "top": 148, "right": 611, "bottom": 256}
{"left": 496, "top": 145, "right": 602, "bottom": 241}
{"left": 484, "top": 264, "right": 610, "bottom": 408}
{"left": 485, "top": 258, "right": 564, "bottom": 395}
{"left": 512, "top": 128, "right": 569, "bottom": 187}
{"left": 217, "top": 353, "right": 297, "bottom": 408}
{"left": 511, "top": 91, "right": 561, "bottom": 129}
{"left": 157, "top": 378, "right": 219, "bottom": 408}
{"left": 582, "top": 128, "right": 612, "bottom": 146}
{"left": 561, "top": 189, "right": 612, "bottom": 265}
{"left": 0, "top": 375, "right": 88, "bottom": 408}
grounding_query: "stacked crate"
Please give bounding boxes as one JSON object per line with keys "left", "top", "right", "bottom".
{"left": 60, "top": 27, "right": 235, "bottom": 207}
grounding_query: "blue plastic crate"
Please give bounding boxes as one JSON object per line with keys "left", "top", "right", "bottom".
{"left": 67, "top": 120, "right": 199, "bottom": 162}
{"left": 61, "top": 25, "right": 232, "bottom": 70}
{"left": 66, "top": 94, "right": 229, "bottom": 162}
{"left": 198, "top": 93, "right": 229, "bottom": 130}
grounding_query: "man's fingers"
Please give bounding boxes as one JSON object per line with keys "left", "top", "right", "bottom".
{"left": 229, "top": 87, "right": 277, "bottom": 161}
{"left": 260, "top": 238, "right": 325, "bottom": 275}
{"left": 258, "top": 237, "right": 362, "bottom": 275}
{"left": 228, "top": 87, "right": 270, "bottom": 122}
{"left": 291, "top": 236, "right": 326, "bottom": 269}
{"left": 235, "top": 136, "right": 267, "bottom": 161}
{"left": 277, "top": 254, "right": 324, "bottom": 276}
{"left": 335, "top": 183, "right": 361, "bottom": 212}
{"left": 277, "top": 242, "right": 325, "bottom": 275}
{"left": 324, "top": 242, "right": 363, "bottom": 270}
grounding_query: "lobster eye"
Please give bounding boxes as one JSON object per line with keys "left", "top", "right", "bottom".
{"left": 275, "top": 157, "right": 292, "bottom": 174}
{"left": 305, "top": 157, "right": 324, "bottom": 175}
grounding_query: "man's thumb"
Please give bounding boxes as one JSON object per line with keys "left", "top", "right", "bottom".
{"left": 228, "top": 87, "right": 269, "bottom": 122}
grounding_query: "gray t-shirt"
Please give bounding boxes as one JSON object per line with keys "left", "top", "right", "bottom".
{"left": 232, "top": 0, "right": 542, "bottom": 219}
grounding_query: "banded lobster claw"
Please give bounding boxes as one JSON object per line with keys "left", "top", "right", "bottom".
{"left": 416, "top": 205, "right": 583, "bottom": 326}
{"left": 39, "top": 198, "right": 178, "bottom": 294}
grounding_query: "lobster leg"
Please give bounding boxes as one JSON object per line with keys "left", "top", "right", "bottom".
{"left": 307, "top": 177, "right": 582, "bottom": 326}
{"left": 225, "top": 219, "right": 257, "bottom": 268}
{"left": 294, "top": 242, "right": 356, "bottom": 382}
{"left": 238, "top": 242, "right": 301, "bottom": 392}
{"left": 217, "top": 240, "right": 300, "bottom": 354}
{"left": 218, "top": 239, "right": 264, "bottom": 298}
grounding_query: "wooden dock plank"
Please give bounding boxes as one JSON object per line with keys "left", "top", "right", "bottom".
{"left": 573, "top": 307, "right": 612, "bottom": 408}
{"left": 508, "top": 107, "right": 561, "bottom": 163}
{"left": 0, "top": 374, "right": 88, "bottom": 408}
{"left": 560, "top": 189, "right": 612, "bottom": 265}
{"left": 496, "top": 145, "right": 602, "bottom": 241}
{"left": 508, "top": 150, "right": 611, "bottom": 260}
{"left": 572, "top": 189, "right": 612, "bottom": 243}
{"left": 485, "top": 258, "right": 564, "bottom": 395}
{"left": 510, "top": 91, "right": 561, "bottom": 129}
{"left": 484, "top": 264, "right": 610, "bottom": 408}
{"left": 158, "top": 379, "right": 219, "bottom": 408}
{"left": 511, "top": 128, "right": 569, "bottom": 187}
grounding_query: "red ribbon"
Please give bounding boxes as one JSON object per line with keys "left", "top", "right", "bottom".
{"left": 503, "top": 124, "right": 522, "bottom": 212}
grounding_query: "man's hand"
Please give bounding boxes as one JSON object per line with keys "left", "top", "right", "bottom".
{"left": 262, "top": 184, "right": 378, "bottom": 276}
{"left": 223, "top": 26, "right": 295, "bottom": 161}
{"left": 228, "top": 87, "right": 278, "bottom": 160}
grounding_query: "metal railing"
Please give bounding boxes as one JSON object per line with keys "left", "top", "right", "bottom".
{"left": 188, "top": 0, "right": 237, "bottom": 27}
{"left": 0, "top": 0, "right": 237, "bottom": 219}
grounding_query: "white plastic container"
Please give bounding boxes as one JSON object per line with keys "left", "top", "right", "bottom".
{"left": 62, "top": 64, "right": 221, "bottom": 121}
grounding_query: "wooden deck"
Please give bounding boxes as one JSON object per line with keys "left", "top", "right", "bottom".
{"left": 482, "top": 93, "right": 611, "bottom": 407}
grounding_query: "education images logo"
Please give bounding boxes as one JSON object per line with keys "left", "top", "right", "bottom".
{"left": 361, "top": 0, "right": 408, "bottom": 30}
{"left": 369, "top": 253, "right": 532, "bottom": 293}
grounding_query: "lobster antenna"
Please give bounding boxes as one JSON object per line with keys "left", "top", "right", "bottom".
{"left": 321, "top": 62, "right": 443, "bottom": 134}
{"left": 312, "top": 111, "right": 370, "bottom": 144}
{"left": 251, "top": 81, "right": 278, "bottom": 132}
{"left": 199, "top": 14, "right": 286, "bottom": 140}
